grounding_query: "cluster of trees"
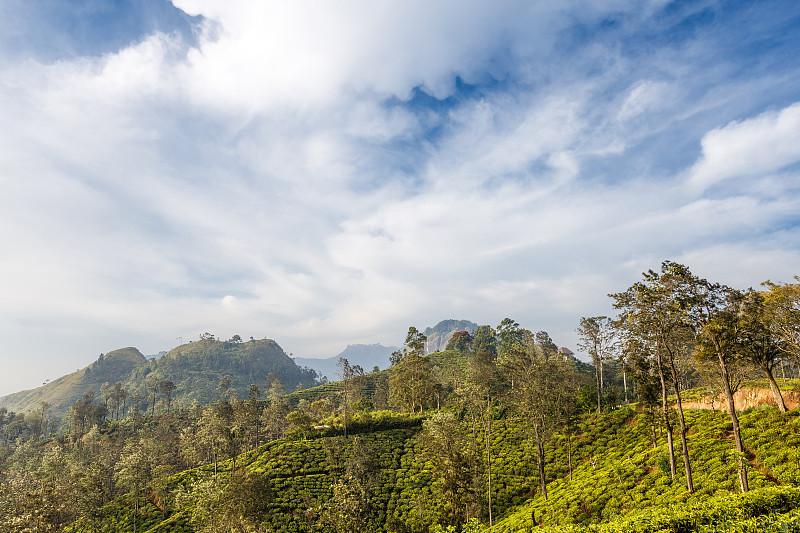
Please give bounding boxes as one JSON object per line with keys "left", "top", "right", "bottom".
{"left": 589, "top": 262, "right": 800, "bottom": 496}
{"left": 0, "top": 402, "right": 54, "bottom": 443}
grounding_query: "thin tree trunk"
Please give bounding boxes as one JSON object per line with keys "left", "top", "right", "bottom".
{"left": 533, "top": 422, "right": 547, "bottom": 500}
{"left": 595, "top": 364, "right": 602, "bottom": 415}
{"left": 719, "top": 353, "right": 749, "bottom": 492}
{"left": 657, "top": 353, "right": 676, "bottom": 478}
{"left": 672, "top": 385, "right": 694, "bottom": 492}
{"left": 599, "top": 352, "right": 605, "bottom": 392}
{"left": 667, "top": 351, "right": 694, "bottom": 492}
{"left": 623, "top": 366, "right": 628, "bottom": 403}
{"left": 762, "top": 365, "right": 787, "bottom": 413}
{"left": 486, "top": 396, "right": 493, "bottom": 527}
{"left": 567, "top": 432, "right": 573, "bottom": 481}
{"left": 650, "top": 408, "right": 657, "bottom": 449}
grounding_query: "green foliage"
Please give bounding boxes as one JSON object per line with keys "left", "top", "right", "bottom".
{"left": 491, "top": 407, "right": 800, "bottom": 532}
{"left": 0, "top": 339, "right": 319, "bottom": 421}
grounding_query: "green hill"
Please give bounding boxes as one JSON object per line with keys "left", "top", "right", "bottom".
{"left": 0, "top": 346, "right": 146, "bottom": 416}
{"left": 0, "top": 339, "right": 318, "bottom": 419}
{"left": 150, "top": 338, "right": 318, "bottom": 406}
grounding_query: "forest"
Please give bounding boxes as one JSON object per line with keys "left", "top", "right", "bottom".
{"left": 1, "top": 261, "right": 799, "bottom": 532}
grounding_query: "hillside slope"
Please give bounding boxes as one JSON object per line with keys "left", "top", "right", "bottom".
{"left": 0, "top": 339, "right": 318, "bottom": 417}
{"left": 0, "top": 347, "right": 146, "bottom": 415}
{"left": 69, "top": 402, "right": 800, "bottom": 533}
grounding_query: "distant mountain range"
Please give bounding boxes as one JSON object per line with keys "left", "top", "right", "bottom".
{"left": 292, "top": 319, "right": 482, "bottom": 379}
{"left": 0, "top": 338, "right": 317, "bottom": 418}
{"left": 293, "top": 343, "right": 400, "bottom": 381}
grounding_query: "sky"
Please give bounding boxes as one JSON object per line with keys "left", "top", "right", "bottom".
{"left": 1, "top": 0, "right": 799, "bottom": 397}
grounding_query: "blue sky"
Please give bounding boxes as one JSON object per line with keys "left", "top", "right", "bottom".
{"left": 1, "top": 0, "right": 799, "bottom": 397}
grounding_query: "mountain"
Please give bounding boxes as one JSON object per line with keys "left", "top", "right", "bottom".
{"left": 0, "top": 346, "right": 147, "bottom": 417}
{"left": 0, "top": 338, "right": 317, "bottom": 418}
{"left": 293, "top": 343, "right": 399, "bottom": 381}
{"left": 423, "top": 319, "right": 479, "bottom": 353}
{"left": 147, "top": 337, "right": 317, "bottom": 405}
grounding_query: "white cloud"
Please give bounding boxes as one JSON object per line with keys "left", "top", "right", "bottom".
{"left": 689, "top": 102, "right": 800, "bottom": 190}
{"left": 618, "top": 80, "right": 673, "bottom": 122}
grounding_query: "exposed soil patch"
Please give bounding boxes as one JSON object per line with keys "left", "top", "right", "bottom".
{"left": 679, "top": 388, "right": 800, "bottom": 412}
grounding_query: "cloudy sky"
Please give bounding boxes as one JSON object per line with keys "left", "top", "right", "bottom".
{"left": 1, "top": 0, "right": 799, "bottom": 397}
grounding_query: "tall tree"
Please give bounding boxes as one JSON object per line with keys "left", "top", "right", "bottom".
{"left": 115, "top": 440, "right": 153, "bottom": 533}
{"left": 507, "top": 334, "right": 576, "bottom": 501}
{"left": 337, "top": 358, "right": 364, "bottom": 437}
{"left": 246, "top": 384, "right": 262, "bottom": 449}
{"left": 496, "top": 318, "right": 527, "bottom": 391}
{"left": 611, "top": 262, "right": 697, "bottom": 492}
{"left": 320, "top": 436, "right": 381, "bottom": 532}
{"left": 159, "top": 379, "right": 176, "bottom": 413}
{"left": 457, "top": 338, "right": 501, "bottom": 525}
{"left": 471, "top": 325, "right": 497, "bottom": 358}
{"left": 762, "top": 277, "right": 800, "bottom": 362}
{"left": 419, "top": 411, "right": 482, "bottom": 528}
{"left": 195, "top": 405, "right": 233, "bottom": 476}
{"left": 738, "top": 289, "right": 788, "bottom": 412}
{"left": 684, "top": 272, "right": 750, "bottom": 493}
{"left": 390, "top": 327, "right": 432, "bottom": 413}
{"left": 146, "top": 375, "right": 160, "bottom": 416}
{"left": 576, "top": 316, "right": 616, "bottom": 414}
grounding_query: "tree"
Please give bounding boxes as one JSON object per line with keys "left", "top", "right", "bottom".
{"left": 390, "top": 327, "right": 432, "bottom": 413}
{"left": 262, "top": 397, "right": 290, "bottom": 442}
{"left": 265, "top": 373, "right": 286, "bottom": 401}
{"left": 576, "top": 316, "right": 616, "bottom": 414}
{"left": 195, "top": 405, "right": 233, "bottom": 476}
{"left": 69, "top": 389, "right": 107, "bottom": 439}
{"left": 738, "top": 289, "right": 788, "bottom": 412}
{"left": 246, "top": 384, "right": 262, "bottom": 450}
{"left": 471, "top": 325, "right": 497, "bottom": 358}
{"left": 762, "top": 277, "right": 800, "bottom": 362}
{"left": 506, "top": 335, "right": 576, "bottom": 501}
{"left": 177, "top": 470, "right": 272, "bottom": 532}
{"left": 445, "top": 330, "right": 473, "bottom": 352}
{"left": 611, "top": 262, "right": 697, "bottom": 492}
{"left": 457, "top": 340, "right": 501, "bottom": 525}
{"left": 146, "top": 375, "right": 160, "bottom": 416}
{"left": 320, "top": 436, "right": 380, "bottom": 532}
{"left": 115, "top": 440, "right": 152, "bottom": 533}
{"left": 337, "top": 358, "right": 364, "bottom": 437}
{"left": 496, "top": 318, "right": 527, "bottom": 391}
{"left": 108, "top": 382, "right": 128, "bottom": 421}
{"left": 287, "top": 409, "right": 315, "bottom": 441}
{"left": 686, "top": 274, "right": 750, "bottom": 493}
{"left": 159, "top": 379, "right": 176, "bottom": 413}
{"left": 535, "top": 331, "right": 559, "bottom": 359}
{"left": 420, "top": 411, "right": 482, "bottom": 528}
{"left": 218, "top": 376, "right": 233, "bottom": 402}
